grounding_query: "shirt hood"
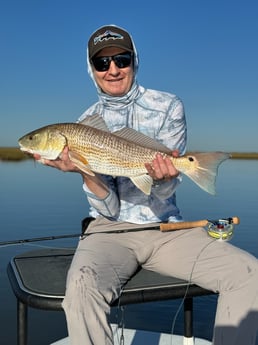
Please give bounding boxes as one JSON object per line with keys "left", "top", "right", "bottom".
{"left": 86, "top": 24, "right": 139, "bottom": 98}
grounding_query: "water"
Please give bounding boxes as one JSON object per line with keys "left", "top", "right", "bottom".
{"left": 0, "top": 159, "right": 258, "bottom": 344}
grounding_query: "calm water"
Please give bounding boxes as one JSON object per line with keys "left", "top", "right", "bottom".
{"left": 0, "top": 159, "right": 258, "bottom": 344}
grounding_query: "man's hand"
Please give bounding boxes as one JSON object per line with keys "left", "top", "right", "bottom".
{"left": 33, "top": 146, "right": 79, "bottom": 173}
{"left": 145, "top": 150, "right": 179, "bottom": 181}
{"left": 34, "top": 146, "right": 109, "bottom": 198}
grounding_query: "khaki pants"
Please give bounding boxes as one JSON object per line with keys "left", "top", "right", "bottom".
{"left": 62, "top": 219, "right": 258, "bottom": 345}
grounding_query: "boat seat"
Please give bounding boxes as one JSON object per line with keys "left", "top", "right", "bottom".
{"left": 7, "top": 247, "right": 215, "bottom": 345}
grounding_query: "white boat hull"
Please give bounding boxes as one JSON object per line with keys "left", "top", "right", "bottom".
{"left": 50, "top": 324, "right": 212, "bottom": 345}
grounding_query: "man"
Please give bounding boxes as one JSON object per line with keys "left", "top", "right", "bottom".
{"left": 42, "top": 25, "right": 258, "bottom": 344}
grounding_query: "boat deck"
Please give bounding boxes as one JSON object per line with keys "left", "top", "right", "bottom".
{"left": 7, "top": 248, "right": 215, "bottom": 345}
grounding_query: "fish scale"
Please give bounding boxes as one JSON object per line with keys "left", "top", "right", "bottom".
{"left": 63, "top": 124, "right": 158, "bottom": 174}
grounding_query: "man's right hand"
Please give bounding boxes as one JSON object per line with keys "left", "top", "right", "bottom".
{"left": 33, "top": 146, "right": 79, "bottom": 173}
{"left": 34, "top": 146, "right": 109, "bottom": 199}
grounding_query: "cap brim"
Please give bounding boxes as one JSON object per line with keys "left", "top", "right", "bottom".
{"left": 90, "top": 44, "right": 134, "bottom": 59}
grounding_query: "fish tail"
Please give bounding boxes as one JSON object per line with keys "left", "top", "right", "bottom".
{"left": 183, "top": 152, "right": 231, "bottom": 194}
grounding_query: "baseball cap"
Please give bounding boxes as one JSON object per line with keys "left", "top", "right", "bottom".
{"left": 88, "top": 25, "right": 134, "bottom": 59}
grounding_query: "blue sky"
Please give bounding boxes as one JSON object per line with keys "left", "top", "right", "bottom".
{"left": 1, "top": 0, "right": 257, "bottom": 152}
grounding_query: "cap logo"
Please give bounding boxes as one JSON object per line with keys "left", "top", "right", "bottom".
{"left": 94, "top": 30, "right": 123, "bottom": 45}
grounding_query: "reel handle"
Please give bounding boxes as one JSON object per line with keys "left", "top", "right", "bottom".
{"left": 160, "top": 216, "right": 240, "bottom": 232}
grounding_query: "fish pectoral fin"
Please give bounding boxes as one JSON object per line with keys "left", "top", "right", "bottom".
{"left": 130, "top": 175, "right": 153, "bottom": 195}
{"left": 69, "top": 151, "right": 95, "bottom": 176}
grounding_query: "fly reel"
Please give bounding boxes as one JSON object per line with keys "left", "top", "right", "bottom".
{"left": 206, "top": 217, "right": 239, "bottom": 241}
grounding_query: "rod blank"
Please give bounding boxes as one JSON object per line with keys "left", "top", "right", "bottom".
{"left": 0, "top": 233, "right": 81, "bottom": 246}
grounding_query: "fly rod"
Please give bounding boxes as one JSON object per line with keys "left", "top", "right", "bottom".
{"left": 0, "top": 216, "right": 240, "bottom": 246}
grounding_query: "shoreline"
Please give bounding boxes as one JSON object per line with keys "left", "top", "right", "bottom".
{"left": 1, "top": 147, "right": 258, "bottom": 161}
{"left": 0, "top": 147, "right": 30, "bottom": 161}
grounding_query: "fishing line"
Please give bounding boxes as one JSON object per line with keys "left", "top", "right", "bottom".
{"left": 111, "top": 238, "right": 217, "bottom": 345}
{"left": 110, "top": 303, "right": 124, "bottom": 345}
{"left": 115, "top": 306, "right": 125, "bottom": 345}
{"left": 96, "top": 260, "right": 127, "bottom": 345}
{"left": 169, "top": 237, "right": 217, "bottom": 345}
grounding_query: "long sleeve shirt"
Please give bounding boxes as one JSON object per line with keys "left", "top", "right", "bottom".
{"left": 77, "top": 83, "right": 187, "bottom": 224}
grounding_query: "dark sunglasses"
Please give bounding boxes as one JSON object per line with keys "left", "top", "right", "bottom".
{"left": 91, "top": 52, "right": 133, "bottom": 72}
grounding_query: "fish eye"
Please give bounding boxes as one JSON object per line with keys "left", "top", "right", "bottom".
{"left": 188, "top": 156, "right": 194, "bottom": 162}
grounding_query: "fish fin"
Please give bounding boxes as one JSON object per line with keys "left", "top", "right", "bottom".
{"left": 114, "top": 128, "right": 172, "bottom": 154}
{"left": 81, "top": 116, "right": 172, "bottom": 153}
{"left": 69, "top": 151, "right": 95, "bottom": 176}
{"left": 79, "top": 114, "right": 110, "bottom": 132}
{"left": 130, "top": 175, "right": 153, "bottom": 195}
{"left": 183, "top": 152, "right": 231, "bottom": 195}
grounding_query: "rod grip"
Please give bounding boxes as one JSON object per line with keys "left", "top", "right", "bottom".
{"left": 160, "top": 220, "right": 208, "bottom": 232}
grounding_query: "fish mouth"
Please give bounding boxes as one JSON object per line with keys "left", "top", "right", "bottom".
{"left": 19, "top": 145, "right": 34, "bottom": 155}
{"left": 19, "top": 146, "right": 29, "bottom": 152}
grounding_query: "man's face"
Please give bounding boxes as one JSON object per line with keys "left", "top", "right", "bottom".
{"left": 92, "top": 47, "right": 134, "bottom": 96}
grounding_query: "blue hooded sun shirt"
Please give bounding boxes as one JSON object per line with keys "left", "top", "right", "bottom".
{"left": 78, "top": 25, "right": 187, "bottom": 224}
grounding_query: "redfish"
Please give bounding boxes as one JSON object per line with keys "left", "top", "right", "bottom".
{"left": 18, "top": 114, "right": 230, "bottom": 195}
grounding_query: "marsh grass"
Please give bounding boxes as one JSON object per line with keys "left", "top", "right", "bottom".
{"left": 0, "top": 147, "right": 30, "bottom": 161}
{"left": 0, "top": 147, "right": 258, "bottom": 161}
{"left": 230, "top": 152, "right": 258, "bottom": 160}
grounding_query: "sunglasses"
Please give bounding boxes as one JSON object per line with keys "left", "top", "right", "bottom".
{"left": 91, "top": 52, "right": 133, "bottom": 72}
